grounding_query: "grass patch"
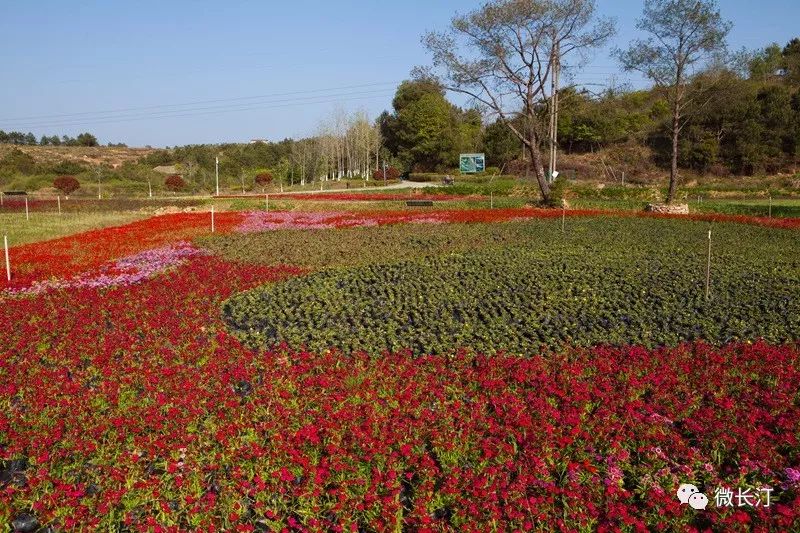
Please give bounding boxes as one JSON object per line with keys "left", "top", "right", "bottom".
{"left": 222, "top": 217, "right": 800, "bottom": 354}
{"left": 0, "top": 211, "right": 146, "bottom": 245}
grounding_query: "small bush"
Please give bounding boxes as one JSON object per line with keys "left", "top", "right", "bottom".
{"left": 49, "top": 160, "right": 87, "bottom": 175}
{"left": 165, "top": 174, "right": 186, "bottom": 191}
{"left": 373, "top": 167, "right": 400, "bottom": 181}
{"left": 254, "top": 172, "right": 273, "bottom": 190}
{"left": 407, "top": 173, "right": 443, "bottom": 182}
{"left": 547, "top": 176, "right": 569, "bottom": 206}
{"left": 53, "top": 175, "right": 80, "bottom": 195}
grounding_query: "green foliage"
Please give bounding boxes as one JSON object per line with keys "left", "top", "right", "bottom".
{"left": 75, "top": 132, "right": 99, "bottom": 147}
{"left": 547, "top": 175, "right": 569, "bottom": 206}
{"left": 222, "top": 217, "right": 800, "bottom": 354}
{"left": 0, "top": 131, "right": 38, "bottom": 145}
{"left": 0, "top": 148, "right": 38, "bottom": 177}
{"left": 381, "top": 79, "right": 482, "bottom": 172}
{"left": 482, "top": 119, "right": 521, "bottom": 168}
{"left": 558, "top": 89, "right": 657, "bottom": 153}
{"left": 0, "top": 131, "right": 105, "bottom": 146}
{"left": 203, "top": 221, "right": 537, "bottom": 270}
{"left": 48, "top": 159, "right": 87, "bottom": 175}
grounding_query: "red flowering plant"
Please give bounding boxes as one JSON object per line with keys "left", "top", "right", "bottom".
{"left": 373, "top": 166, "right": 400, "bottom": 181}
{"left": 0, "top": 208, "right": 798, "bottom": 531}
{"left": 53, "top": 175, "right": 80, "bottom": 196}
{"left": 165, "top": 174, "right": 186, "bottom": 191}
{"left": 254, "top": 172, "right": 273, "bottom": 192}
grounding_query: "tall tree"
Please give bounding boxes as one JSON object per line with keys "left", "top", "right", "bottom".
{"left": 615, "top": 0, "right": 730, "bottom": 204}
{"left": 420, "top": 0, "right": 614, "bottom": 203}
{"left": 783, "top": 38, "right": 800, "bottom": 84}
{"left": 381, "top": 79, "right": 467, "bottom": 172}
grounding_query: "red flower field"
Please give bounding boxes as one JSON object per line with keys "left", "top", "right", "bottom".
{"left": 6, "top": 206, "right": 797, "bottom": 293}
{"left": 2, "top": 209, "right": 799, "bottom": 531}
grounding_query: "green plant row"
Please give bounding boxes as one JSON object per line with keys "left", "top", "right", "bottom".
{"left": 222, "top": 217, "right": 800, "bottom": 355}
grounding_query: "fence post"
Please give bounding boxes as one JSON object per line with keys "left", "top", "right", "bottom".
{"left": 768, "top": 195, "right": 772, "bottom": 218}
{"left": 705, "top": 229, "right": 712, "bottom": 300}
{"left": 211, "top": 205, "right": 215, "bottom": 233}
{"left": 4, "top": 235, "right": 10, "bottom": 282}
{"left": 58, "top": 195, "right": 61, "bottom": 216}
{"left": 25, "top": 197, "right": 29, "bottom": 221}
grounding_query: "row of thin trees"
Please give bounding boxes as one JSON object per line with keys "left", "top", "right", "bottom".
{"left": 305, "top": 110, "right": 383, "bottom": 183}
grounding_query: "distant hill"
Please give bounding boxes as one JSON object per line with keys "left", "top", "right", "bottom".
{"left": 0, "top": 144, "right": 156, "bottom": 169}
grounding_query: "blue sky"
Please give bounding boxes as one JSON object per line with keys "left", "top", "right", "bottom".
{"left": 1, "top": 0, "right": 797, "bottom": 147}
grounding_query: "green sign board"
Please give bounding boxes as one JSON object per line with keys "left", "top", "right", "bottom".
{"left": 459, "top": 153, "right": 485, "bottom": 174}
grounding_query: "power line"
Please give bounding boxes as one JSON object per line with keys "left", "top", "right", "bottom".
{"left": 5, "top": 88, "right": 395, "bottom": 128}
{"left": 0, "top": 81, "right": 401, "bottom": 123}
{"left": 1, "top": 92, "right": 396, "bottom": 130}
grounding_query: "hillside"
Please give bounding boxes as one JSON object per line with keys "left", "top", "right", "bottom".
{"left": 0, "top": 144, "right": 156, "bottom": 169}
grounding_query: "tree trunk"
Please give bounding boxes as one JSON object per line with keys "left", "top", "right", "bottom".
{"left": 526, "top": 141, "right": 551, "bottom": 204}
{"left": 668, "top": 104, "right": 680, "bottom": 204}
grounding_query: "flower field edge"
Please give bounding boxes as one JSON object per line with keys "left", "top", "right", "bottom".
{"left": 0, "top": 248, "right": 799, "bottom": 531}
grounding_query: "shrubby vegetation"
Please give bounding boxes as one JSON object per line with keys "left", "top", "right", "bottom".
{"left": 164, "top": 174, "right": 186, "bottom": 191}
{"left": 52, "top": 175, "right": 80, "bottom": 195}
{"left": 222, "top": 217, "right": 799, "bottom": 354}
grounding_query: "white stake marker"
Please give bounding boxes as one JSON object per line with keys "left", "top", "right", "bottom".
{"left": 25, "top": 197, "right": 29, "bottom": 221}
{"left": 211, "top": 205, "right": 215, "bottom": 233}
{"left": 57, "top": 195, "right": 61, "bottom": 215}
{"left": 705, "top": 229, "right": 712, "bottom": 300}
{"left": 4, "top": 235, "right": 10, "bottom": 282}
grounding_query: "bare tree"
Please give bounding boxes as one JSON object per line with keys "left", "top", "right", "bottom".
{"left": 420, "top": 0, "right": 614, "bottom": 203}
{"left": 615, "top": 0, "right": 730, "bottom": 204}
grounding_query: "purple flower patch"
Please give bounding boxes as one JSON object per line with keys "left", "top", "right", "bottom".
{"left": 4, "top": 242, "right": 202, "bottom": 297}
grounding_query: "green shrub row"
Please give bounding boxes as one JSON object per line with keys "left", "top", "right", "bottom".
{"left": 222, "top": 217, "right": 800, "bottom": 354}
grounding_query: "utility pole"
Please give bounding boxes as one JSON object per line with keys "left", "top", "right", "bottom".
{"left": 548, "top": 38, "right": 560, "bottom": 184}
{"left": 215, "top": 157, "right": 220, "bottom": 196}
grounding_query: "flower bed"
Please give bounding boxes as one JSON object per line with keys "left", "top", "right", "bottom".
{"left": 218, "top": 192, "right": 470, "bottom": 201}
{"left": 224, "top": 218, "right": 800, "bottom": 352}
{"left": 3, "top": 242, "right": 202, "bottom": 297}
{"left": 1, "top": 212, "right": 243, "bottom": 290}
{"left": 4, "top": 207, "right": 798, "bottom": 293}
{"left": 0, "top": 203, "right": 798, "bottom": 530}
{"left": 234, "top": 207, "right": 606, "bottom": 233}
{"left": 0, "top": 246, "right": 798, "bottom": 531}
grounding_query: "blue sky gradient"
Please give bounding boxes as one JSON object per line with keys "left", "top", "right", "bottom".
{"left": 1, "top": 0, "right": 797, "bottom": 147}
